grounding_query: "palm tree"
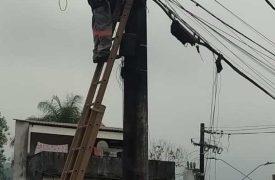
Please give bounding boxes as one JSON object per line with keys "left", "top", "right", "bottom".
{"left": 9, "top": 94, "right": 83, "bottom": 149}
{"left": 28, "top": 94, "right": 83, "bottom": 124}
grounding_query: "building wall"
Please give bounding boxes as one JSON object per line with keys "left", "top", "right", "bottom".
{"left": 42, "top": 178, "right": 113, "bottom": 180}
{"left": 29, "top": 133, "right": 123, "bottom": 156}
{"left": 27, "top": 152, "right": 175, "bottom": 180}
{"left": 29, "top": 124, "right": 123, "bottom": 140}
{"left": 13, "top": 121, "right": 29, "bottom": 180}
{"left": 13, "top": 120, "right": 124, "bottom": 179}
{"left": 29, "top": 133, "right": 73, "bottom": 155}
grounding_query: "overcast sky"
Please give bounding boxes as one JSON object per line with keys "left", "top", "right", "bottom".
{"left": 1, "top": 0, "right": 275, "bottom": 179}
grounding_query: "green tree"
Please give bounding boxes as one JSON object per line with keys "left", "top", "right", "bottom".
{"left": 28, "top": 94, "right": 83, "bottom": 123}
{"left": 9, "top": 94, "right": 83, "bottom": 149}
{"left": 0, "top": 112, "right": 9, "bottom": 180}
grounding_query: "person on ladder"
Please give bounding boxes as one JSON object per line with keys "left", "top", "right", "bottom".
{"left": 87, "top": 0, "right": 114, "bottom": 63}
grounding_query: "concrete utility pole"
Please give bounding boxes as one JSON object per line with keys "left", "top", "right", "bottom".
{"left": 122, "top": 0, "right": 148, "bottom": 179}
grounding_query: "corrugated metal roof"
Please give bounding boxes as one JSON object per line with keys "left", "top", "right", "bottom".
{"left": 14, "top": 119, "right": 123, "bottom": 132}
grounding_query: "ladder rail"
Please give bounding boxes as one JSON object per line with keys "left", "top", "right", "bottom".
{"left": 70, "top": 106, "right": 105, "bottom": 179}
{"left": 60, "top": 0, "right": 133, "bottom": 179}
{"left": 61, "top": 1, "right": 124, "bottom": 177}
{"left": 70, "top": 0, "right": 134, "bottom": 178}
{"left": 60, "top": 64, "right": 104, "bottom": 179}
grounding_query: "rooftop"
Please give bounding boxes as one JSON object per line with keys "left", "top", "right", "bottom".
{"left": 14, "top": 119, "right": 123, "bottom": 133}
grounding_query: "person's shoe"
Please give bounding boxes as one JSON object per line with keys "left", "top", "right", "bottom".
{"left": 116, "top": 55, "right": 122, "bottom": 59}
{"left": 93, "top": 55, "right": 108, "bottom": 63}
{"left": 93, "top": 55, "right": 122, "bottom": 63}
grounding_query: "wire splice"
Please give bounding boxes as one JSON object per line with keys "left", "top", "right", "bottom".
{"left": 215, "top": 54, "right": 223, "bottom": 73}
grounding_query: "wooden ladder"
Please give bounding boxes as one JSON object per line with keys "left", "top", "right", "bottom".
{"left": 60, "top": 0, "right": 133, "bottom": 179}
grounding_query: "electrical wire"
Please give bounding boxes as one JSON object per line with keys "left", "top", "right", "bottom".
{"left": 206, "top": 56, "right": 219, "bottom": 179}
{"left": 215, "top": 73, "right": 221, "bottom": 131}
{"left": 188, "top": 11, "right": 275, "bottom": 64}
{"left": 115, "top": 60, "right": 124, "bottom": 90}
{"left": 156, "top": 0, "right": 275, "bottom": 101}
{"left": 214, "top": 153, "right": 217, "bottom": 180}
{"left": 208, "top": 25, "right": 275, "bottom": 80}
{"left": 205, "top": 21, "right": 275, "bottom": 62}
{"left": 155, "top": 0, "right": 208, "bottom": 44}
{"left": 214, "top": 126, "right": 275, "bottom": 132}
{"left": 167, "top": 0, "right": 275, "bottom": 98}
{"left": 59, "top": 0, "right": 68, "bottom": 11}
{"left": 153, "top": 3, "right": 275, "bottom": 176}
{"left": 207, "top": 25, "right": 275, "bottom": 91}
{"left": 172, "top": 0, "right": 275, "bottom": 82}
{"left": 210, "top": 158, "right": 253, "bottom": 179}
{"left": 214, "top": 0, "right": 275, "bottom": 47}
{"left": 190, "top": 0, "right": 275, "bottom": 57}
{"left": 208, "top": 130, "right": 275, "bottom": 135}
{"left": 201, "top": 27, "right": 275, "bottom": 95}
{"left": 204, "top": 151, "right": 210, "bottom": 180}
{"left": 169, "top": 0, "right": 275, "bottom": 90}
{"left": 207, "top": 124, "right": 275, "bottom": 128}
{"left": 200, "top": 41, "right": 275, "bottom": 101}
{"left": 265, "top": 0, "right": 275, "bottom": 10}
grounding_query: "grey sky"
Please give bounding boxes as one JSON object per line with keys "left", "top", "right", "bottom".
{"left": 1, "top": 0, "right": 275, "bottom": 179}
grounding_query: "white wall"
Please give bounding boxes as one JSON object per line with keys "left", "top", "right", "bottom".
{"left": 13, "top": 121, "right": 123, "bottom": 179}
{"left": 183, "top": 170, "right": 195, "bottom": 180}
{"left": 13, "top": 121, "right": 29, "bottom": 180}
{"left": 29, "top": 124, "right": 123, "bottom": 141}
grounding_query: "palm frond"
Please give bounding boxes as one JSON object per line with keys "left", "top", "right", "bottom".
{"left": 66, "top": 94, "right": 83, "bottom": 108}
{"left": 33, "top": 94, "right": 83, "bottom": 124}
{"left": 37, "top": 101, "right": 59, "bottom": 117}
{"left": 27, "top": 115, "right": 55, "bottom": 122}
{"left": 26, "top": 116, "right": 41, "bottom": 121}
{"left": 52, "top": 95, "right": 62, "bottom": 110}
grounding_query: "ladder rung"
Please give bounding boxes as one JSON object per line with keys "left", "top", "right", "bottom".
{"left": 93, "top": 81, "right": 102, "bottom": 85}
{"left": 85, "top": 103, "right": 95, "bottom": 107}
{"left": 65, "top": 170, "right": 76, "bottom": 173}
{"left": 91, "top": 107, "right": 105, "bottom": 114}
{"left": 78, "top": 125, "right": 88, "bottom": 129}
{"left": 72, "top": 146, "right": 93, "bottom": 151}
{"left": 72, "top": 147, "right": 82, "bottom": 151}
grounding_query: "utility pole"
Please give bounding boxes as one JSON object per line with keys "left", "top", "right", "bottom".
{"left": 122, "top": 0, "right": 148, "bottom": 178}
{"left": 200, "top": 123, "right": 205, "bottom": 180}
{"left": 192, "top": 123, "right": 222, "bottom": 180}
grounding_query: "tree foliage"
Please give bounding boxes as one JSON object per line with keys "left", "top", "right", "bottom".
{"left": 28, "top": 94, "right": 83, "bottom": 123}
{"left": 149, "top": 139, "right": 188, "bottom": 179}
{"left": 0, "top": 112, "right": 9, "bottom": 180}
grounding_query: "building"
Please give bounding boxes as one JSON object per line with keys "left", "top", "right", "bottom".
{"left": 13, "top": 119, "right": 175, "bottom": 180}
{"left": 183, "top": 162, "right": 199, "bottom": 180}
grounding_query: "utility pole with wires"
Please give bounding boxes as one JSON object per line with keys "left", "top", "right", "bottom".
{"left": 192, "top": 123, "right": 222, "bottom": 180}
{"left": 121, "top": 0, "right": 148, "bottom": 179}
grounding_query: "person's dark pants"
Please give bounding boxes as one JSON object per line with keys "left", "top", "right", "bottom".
{"left": 90, "top": 2, "right": 113, "bottom": 62}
